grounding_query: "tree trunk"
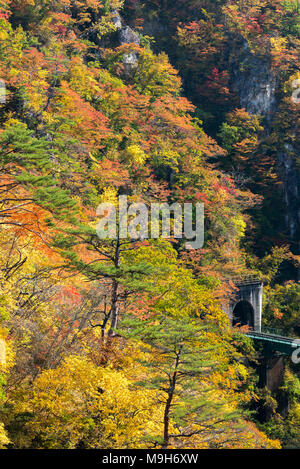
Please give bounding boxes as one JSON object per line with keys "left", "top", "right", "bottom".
{"left": 162, "top": 347, "right": 182, "bottom": 448}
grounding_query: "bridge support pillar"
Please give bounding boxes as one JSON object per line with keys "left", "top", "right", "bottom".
{"left": 259, "top": 356, "right": 284, "bottom": 392}
{"left": 257, "top": 355, "right": 289, "bottom": 421}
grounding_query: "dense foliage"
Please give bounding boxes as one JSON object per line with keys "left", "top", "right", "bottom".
{"left": 0, "top": 0, "right": 299, "bottom": 449}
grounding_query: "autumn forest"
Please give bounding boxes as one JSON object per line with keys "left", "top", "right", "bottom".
{"left": 0, "top": 0, "right": 299, "bottom": 450}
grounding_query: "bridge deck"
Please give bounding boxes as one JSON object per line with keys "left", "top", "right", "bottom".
{"left": 246, "top": 331, "right": 298, "bottom": 356}
{"left": 246, "top": 331, "right": 296, "bottom": 345}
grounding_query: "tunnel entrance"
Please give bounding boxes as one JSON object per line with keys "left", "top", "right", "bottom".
{"left": 232, "top": 300, "right": 254, "bottom": 329}
{"left": 222, "top": 279, "right": 262, "bottom": 332}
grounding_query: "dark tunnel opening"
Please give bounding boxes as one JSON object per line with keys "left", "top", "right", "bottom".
{"left": 232, "top": 300, "right": 254, "bottom": 329}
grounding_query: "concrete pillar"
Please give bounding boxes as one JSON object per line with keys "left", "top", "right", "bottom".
{"left": 259, "top": 356, "right": 284, "bottom": 392}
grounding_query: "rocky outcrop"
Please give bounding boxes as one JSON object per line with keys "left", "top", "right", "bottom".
{"left": 110, "top": 10, "right": 140, "bottom": 46}
{"left": 119, "top": 25, "right": 140, "bottom": 74}
{"left": 109, "top": 10, "right": 140, "bottom": 71}
{"left": 231, "top": 38, "right": 299, "bottom": 264}
{"left": 119, "top": 25, "right": 140, "bottom": 46}
{"left": 231, "top": 40, "right": 277, "bottom": 122}
{"left": 278, "top": 144, "right": 300, "bottom": 257}
{"left": 111, "top": 9, "right": 122, "bottom": 30}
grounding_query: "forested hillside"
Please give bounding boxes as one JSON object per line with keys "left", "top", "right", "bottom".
{"left": 0, "top": 0, "right": 299, "bottom": 449}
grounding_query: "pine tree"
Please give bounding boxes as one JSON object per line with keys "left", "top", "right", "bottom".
{"left": 120, "top": 314, "right": 244, "bottom": 449}
{"left": 0, "top": 121, "right": 77, "bottom": 231}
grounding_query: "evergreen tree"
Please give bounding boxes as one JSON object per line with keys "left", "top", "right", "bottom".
{"left": 120, "top": 315, "right": 244, "bottom": 448}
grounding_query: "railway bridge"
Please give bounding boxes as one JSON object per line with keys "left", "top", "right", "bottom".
{"left": 224, "top": 278, "right": 299, "bottom": 393}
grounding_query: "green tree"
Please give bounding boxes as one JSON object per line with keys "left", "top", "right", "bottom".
{"left": 0, "top": 121, "right": 76, "bottom": 231}
{"left": 120, "top": 315, "right": 244, "bottom": 449}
